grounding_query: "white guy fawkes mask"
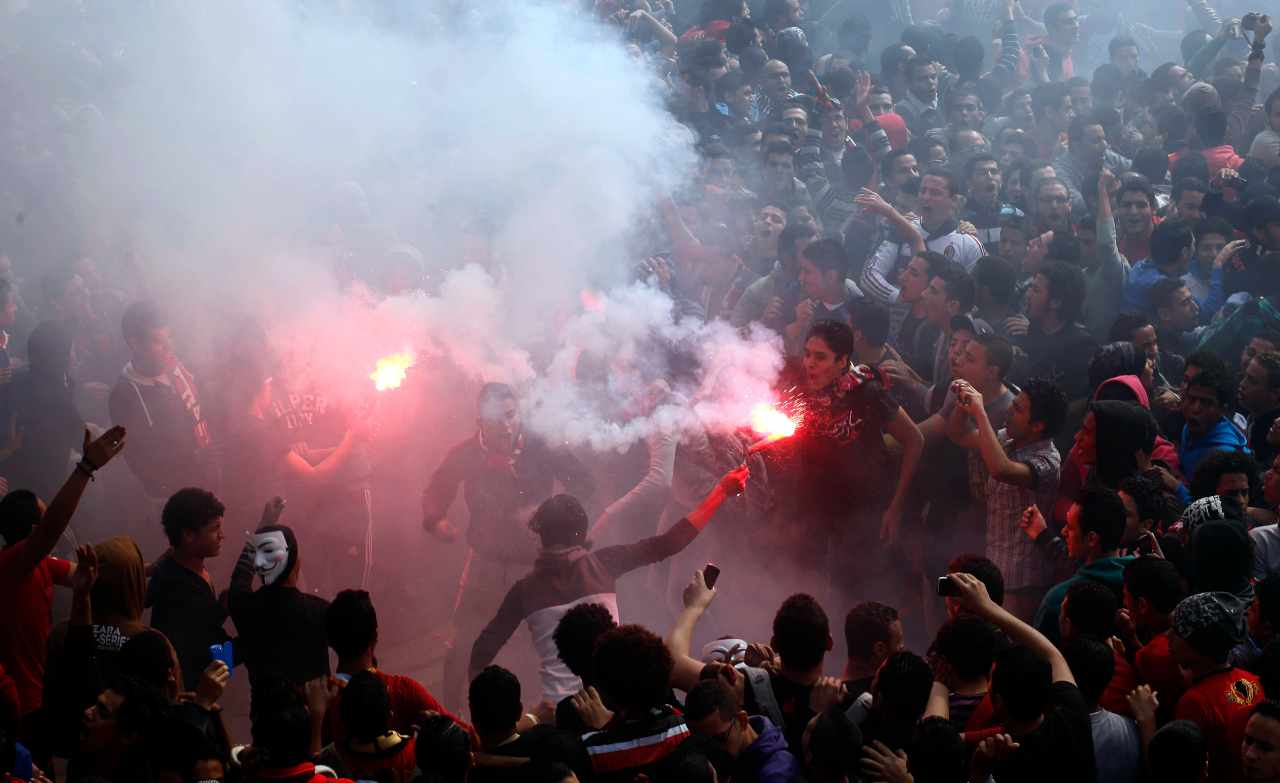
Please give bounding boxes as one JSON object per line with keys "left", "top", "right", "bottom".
{"left": 250, "top": 530, "right": 290, "bottom": 586}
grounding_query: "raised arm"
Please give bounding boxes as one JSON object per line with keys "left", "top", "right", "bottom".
{"left": 9, "top": 427, "right": 126, "bottom": 576}
{"left": 1023, "top": 506, "right": 1075, "bottom": 583}
{"left": 946, "top": 395, "right": 981, "bottom": 449}
{"left": 1231, "top": 16, "right": 1269, "bottom": 146}
{"left": 590, "top": 428, "right": 676, "bottom": 540}
{"left": 856, "top": 189, "right": 926, "bottom": 255}
{"left": 953, "top": 382, "right": 1036, "bottom": 487}
{"left": 991, "top": 0, "right": 1023, "bottom": 85}
{"left": 666, "top": 569, "right": 717, "bottom": 691}
{"left": 1188, "top": 19, "right": 1234, "bottom": 77}
{"left": 229, "top": 500, "right": 285, "bottom": 607}
{"left": 1185, "top": 0, "right": 1222, "bottom": 30}
{"left": 628, "top": 10, "right": 677, "bottom": 49}
{"left": 1201, "top": 238, "right": 1249, "bottom": 319}
{"left": 848, "top": 73, "right": 892, "bottom": 161}
{"left": 1094, "top": 168, "right": 1130, "bottom": 286}
{"left": 228, "top": 540, "right": 257, "bottom": 608}
{"left": 596, "top": 466, "right": 749, "bottom": 577}
{"left": 861, "top": 239, "right": 908, "bottom": 305}
{"left": 949, "top": 571, "right": 1074, "bottom": 684}
{"left": 686, "top": 465, "right": 747, "bottom": 528}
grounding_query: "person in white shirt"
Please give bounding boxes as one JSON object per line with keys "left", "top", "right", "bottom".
{"left": 1251, "top": 453, "right": 1280, "bottom": 581}
{"left": 861, "top": 169, "right": 985, "bottom": 305}
{"left": 1064, "top": 636, "right": 1141, "bottom": 783}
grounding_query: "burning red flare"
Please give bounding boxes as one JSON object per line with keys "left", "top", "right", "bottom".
{"left": 370, "top": 351, "right": 415, "bottom": 392}
{"left": 747, "top": 403, "right": 799, "bottom": 453}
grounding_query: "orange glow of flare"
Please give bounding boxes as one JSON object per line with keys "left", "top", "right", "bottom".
{"left": 370, "top": 351, "right": 415, "bottom": 392}
{"left": 748, "top": 403, "right": 798, "bottom": 452}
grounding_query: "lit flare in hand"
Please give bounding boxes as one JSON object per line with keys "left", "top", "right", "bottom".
{"left": 747, "top": 403, "right": 799, "bottom": 453}
{"left": 370, "top": 351, "right": 415, "bottom": 392}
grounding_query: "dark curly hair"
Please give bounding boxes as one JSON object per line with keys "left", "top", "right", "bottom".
{"left": 1022, "top": 378, "right": 1069, "bottom": 439}
{"left": 593, "top": 625, "right": 673, "bottom": 715}
{"left": 553, "top": 603, "right": 617, "bottom": 682}
{"left": 1118, "top": 474, "right": 1180, "bottom": 534}
{"left": 161, "top": 488, "right": 225, "bottom": 548}
{"left": 1190, "top": 449, "right": 1259, "bottom": 502}
{"left": 1185, "top": 359, "right": 1235, "bottom": 408}
{"left": 528, "top": 494, "right": 589, "bottom": 547}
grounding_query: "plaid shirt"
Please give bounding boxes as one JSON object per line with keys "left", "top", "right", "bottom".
{"left": 984, "top": 431, "right": 1061, "bottom": 590}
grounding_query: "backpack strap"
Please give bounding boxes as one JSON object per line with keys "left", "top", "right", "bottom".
{"left": 740, "top": 665, "right": 786, "bottom": 730}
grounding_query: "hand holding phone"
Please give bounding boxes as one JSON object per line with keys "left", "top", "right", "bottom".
{"left": 937, "top": 576, "right": 961, "bottom": 597}
{"left": 209, "top": 641, "right": 234, "bottom": 674}
{"left": 703, "top": 563, "right": 721, "bottom": 589}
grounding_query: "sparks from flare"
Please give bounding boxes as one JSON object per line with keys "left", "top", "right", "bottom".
{"left": 370, "top": 351, "right": 415, "bottom": 391}
{"left": 747, "top": 402, "right": 800, "bottom": 453}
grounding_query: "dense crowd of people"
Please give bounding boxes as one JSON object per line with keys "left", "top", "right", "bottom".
{"left": 5, "top": 0, "right": 1280, "bottom": 780}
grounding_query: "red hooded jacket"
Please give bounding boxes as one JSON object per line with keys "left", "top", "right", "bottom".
{"left": 1054, "top": 375, "right": 1182, "bottom": 525}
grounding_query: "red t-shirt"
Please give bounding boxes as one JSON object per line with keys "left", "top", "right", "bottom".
{"left": 1169, "top": 146, "right": 1244, "bottom": 173}
{"left": 1135, "top": 632, "right": 1186, "bottom": 720}
{"left": 0, "top": 548, "right": 71, "bottom": 713}
{"left": 1174, "top": 667, "right": 1263, "bottom": 781}
{"left": 324, "top": 670, "right": 473, "bottom": 745}
{"left": 963, "top": 693, "right": 1001, "bottom": 736}
{"left": 1099, "top": 649, "right": 1137, "bottom": 717}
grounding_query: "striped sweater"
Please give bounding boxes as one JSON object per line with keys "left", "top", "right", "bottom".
{"left": 582, "top": 707, "right": 690, "bottom": 782}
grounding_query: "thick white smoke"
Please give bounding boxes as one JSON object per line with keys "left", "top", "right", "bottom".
{"left": 8, "top": 0, "right": 784, "bottom": 447}
{"left": 524, "top": 283, "right": 787, "bottom": 452}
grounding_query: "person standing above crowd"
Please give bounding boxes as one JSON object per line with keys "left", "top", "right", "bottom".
{"left": 790, "top": 320, "right": 922, "bottom": 604}
{"left": 422, "top": 382, "right": 594, "bottom": 710}
{"left": 468, "top": 466, "right": 747, "bottom": 715}
{"left": 109, "top": 303, "right": 213, "bottom": 501}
